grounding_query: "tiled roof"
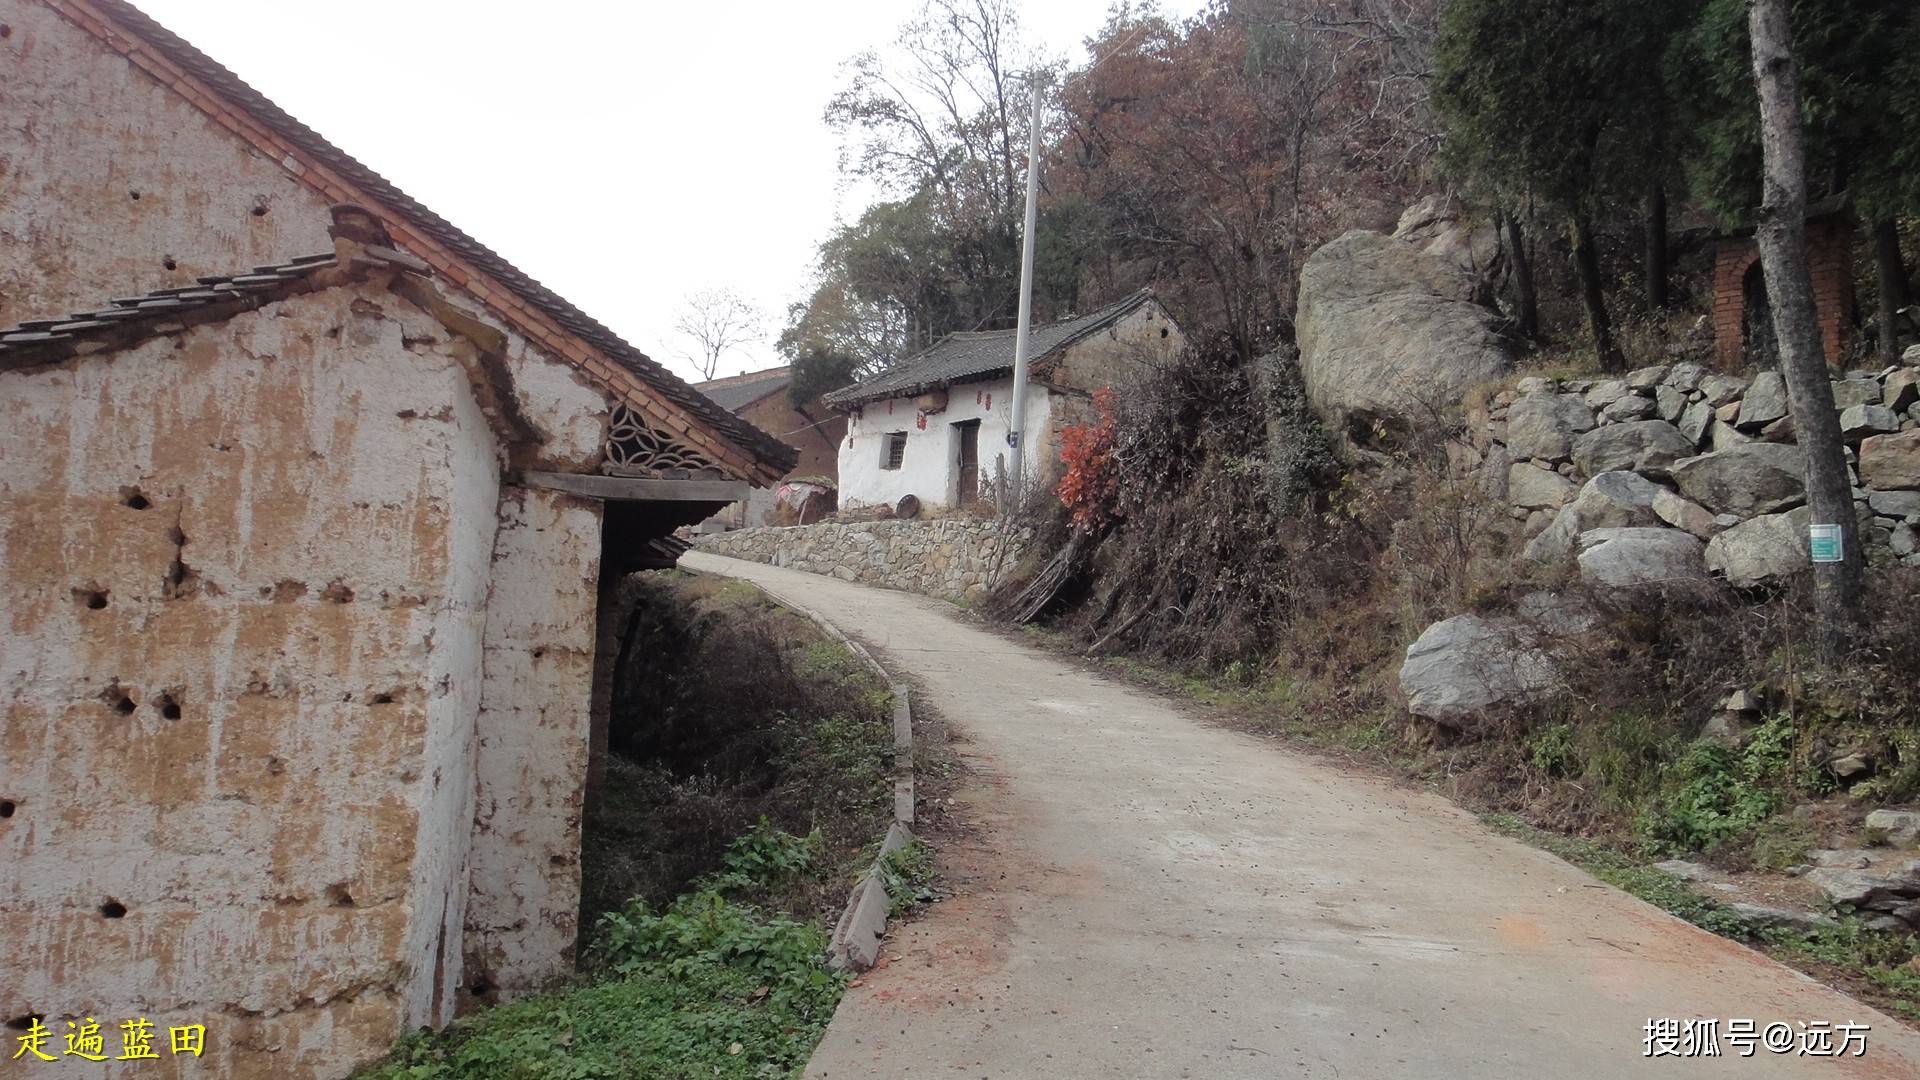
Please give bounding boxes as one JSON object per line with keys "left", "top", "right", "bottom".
{"left": 823, "top": 290, "right": 1154, "bottom": 407}
{"left": 697, "top": 367, "right": 793, "bottom": 412}
{"left": 77, "top": 0, "right": 794, "bottom": 477}
{"left": 0, "top": 250, "right": 406, "bottom": 369}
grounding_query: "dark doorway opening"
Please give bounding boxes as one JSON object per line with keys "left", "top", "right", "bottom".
{"left": 954, "top": 419, "right": 980, "bottom": 507}
{"left": 1742, "top": 260, "right": 1778, "bottom": 369}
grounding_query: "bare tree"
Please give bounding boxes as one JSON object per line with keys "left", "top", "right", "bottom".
{"left": 1748, "top": 0, "right": 1863, "bottom": 650}
{"left": 674, "top": 288, "right": 763, "bottom": 380}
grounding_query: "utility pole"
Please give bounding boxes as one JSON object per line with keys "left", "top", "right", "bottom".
{"left": 1004, "top": 70, "right": 1047, "bottom": 510}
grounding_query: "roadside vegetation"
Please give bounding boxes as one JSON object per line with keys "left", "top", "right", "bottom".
{"left": 986, "top": 316, "right": 1920, "bottom": 1022}
{"left": 357, "top": 573, "right": 896, "bottom": 1079}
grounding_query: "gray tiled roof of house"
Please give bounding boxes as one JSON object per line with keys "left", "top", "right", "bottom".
{"left": 0, "top": 251, "right": 386, "bottom": 369}
{"left": 823, "top": 290, "right": 1154, "bottom": 407}
{"left": 698, "top": 368, "right": 793, "bottom": 412}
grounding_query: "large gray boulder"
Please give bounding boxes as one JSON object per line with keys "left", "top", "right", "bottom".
{"left": 1677, "top": 400, "right": 1714, "bottom": 445}
{"left": 1391, "top": 195, "right": 1506, "bottom": 285}
{"left": 1670, "top": 443, "right": 1806, "bottom": 516}
{"left": 1699, "top": 374, "right": 1750, "bottom": 407}
{"left": 1865, "top": 810, "right": 1920, "bottom": 847}
{"left": 1860, "top": 430, "right": 1920, "bottom": 490}
{"left": 1868, "top": 489, "right": 1920, "bottom": 519}
{"left": 1523, "top": 471, "right": 1663, "bottom": 562}
{"left": 1505, "top": 393, "right": 1595, "bottom": 460}
{"left": 1705, "top": 507, "right": 1811, "bottom": 586}
{"left": 1399, "top": 614, "right": 1559, "bottom": 730}
{"left": 1576, "top": 527, "right": 1709, "bottom": 589}
{"left": 1652, "top": 488, "right": 1719, "bottom": 539}
{"left": 1738, "top": 370, "right": 1789, "bottom": 428}
{"left": 1840, "top": 403, "right": 1901, "bottom": 439}
{"left": 1602, "top": 394, "right": 1657, "bottom": 423}
{"left": 1831, "top": 378, "right": 1883, "bottom": 413}
{"left": 1507, "top": 462, "right": 1576, "bottom": 509}
{"left": 1297, "top": 228, "right": 1514, "bottom": 426}
{"left": 1655, "top": 384, "right": 1687, "bottom": 422}
{"left": 1885, "top": 368, "right": 1920, "bottom": 412}
{"left": 1571, "top": 420, "right": 1696, "bottom": 479}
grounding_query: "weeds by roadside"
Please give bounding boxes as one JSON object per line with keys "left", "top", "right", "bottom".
{"left": 1486, "top": 814, "right": 1920, "bottom": 1022}
{"left": 361, "top": 827, "right": 850, "bottom": 1079}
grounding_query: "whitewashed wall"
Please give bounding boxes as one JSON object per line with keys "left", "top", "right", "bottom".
{"left": 834, "top": 301, "right": 1186, "bottom": 511}
{"left": 839, "top": 378, "right": 1052, "bottom": 510}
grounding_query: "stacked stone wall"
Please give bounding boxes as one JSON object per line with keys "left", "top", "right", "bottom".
{"left": 694, "top": 519, "right": 1024, "bottom": 602}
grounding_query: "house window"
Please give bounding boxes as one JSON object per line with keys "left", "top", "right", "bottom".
{"left": 881, "top": 432, "right": 908, "bottom": 470}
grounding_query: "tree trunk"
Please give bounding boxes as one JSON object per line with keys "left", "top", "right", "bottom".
{"left": 1749, "top": 0, "right": 1864, "bottom": 652}
{"left": 1872, "top": 216, "right": 1911, "bottom": 362}
{"left": 1501, "top": 209, "right": 1540, "bottom": 340}
{"left": 1645, "top": 184, "right": 1669, "bottom": 312}
{"left": 1571, "top": 211, "right": 1625, "bottom": 372}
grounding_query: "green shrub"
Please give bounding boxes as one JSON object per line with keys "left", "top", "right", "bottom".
{"left": 1749, "top": 816, "right": 1813, "bottom": 871}
{"left": 1639, "top": 717, "right": 1796, "bottom": 856}
{"left": 360, "top": 893, "right": 844, "bottom": 1079}
{"left": 594, "top": 892, "right": 840, "bottom": 1018}
{"left": 1529, "top": 723, "right": 1577, "bottom": 777}
{"left": 876, "top": 840, "right": 939, "bottom": 917}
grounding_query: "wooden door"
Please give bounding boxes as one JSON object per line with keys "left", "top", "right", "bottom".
{"left": 956, "top": 420, "right": 980, "bottom": 506}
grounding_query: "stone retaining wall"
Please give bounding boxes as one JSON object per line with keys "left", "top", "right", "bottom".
{"left": 1463, "top": 348, "right": 1920, "bottom": 583}
{"left": 693, "top": 518, "right": 1025, "bottom": 602}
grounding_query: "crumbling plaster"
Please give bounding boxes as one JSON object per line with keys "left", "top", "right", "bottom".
{"left": 462, "top": 486, "right": 602, "bottom": 1004}
{"left": 0, "top": 283, "right": 504, "bottom": 1078}
{"left": 0, "top": 0, "right": 335, "bottom": 328}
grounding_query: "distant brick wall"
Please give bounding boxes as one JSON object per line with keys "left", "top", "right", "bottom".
{"left": 1713, "top": 220, "right": 1855, "bottom": 371}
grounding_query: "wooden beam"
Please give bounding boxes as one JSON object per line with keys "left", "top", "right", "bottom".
{"left": 524, "top": 471, "right": 748, "bottom": 503}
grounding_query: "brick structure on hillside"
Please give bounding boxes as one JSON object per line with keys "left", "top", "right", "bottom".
{"left": 1712, "top": 211, "right": 1856, "bottom": 371}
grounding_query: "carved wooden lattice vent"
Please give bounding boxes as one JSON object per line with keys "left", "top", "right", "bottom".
{"left": 603, "top": 402, "right": 719, "bottom": 476}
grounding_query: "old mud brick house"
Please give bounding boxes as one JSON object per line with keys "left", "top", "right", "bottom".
{"left": 0, "top": 3, "right": 795, "bottom": 1077}
{"left": 696, "top": 365, "right": 846, "bottom": 527}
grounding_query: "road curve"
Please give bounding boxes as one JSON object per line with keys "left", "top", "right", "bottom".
{"left": 682, "top": 551, "right": 1920, "bottom": 1079}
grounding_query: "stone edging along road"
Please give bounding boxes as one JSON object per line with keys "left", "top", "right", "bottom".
{"left": 689, "top": 565, "right": 915, "bottom": 972}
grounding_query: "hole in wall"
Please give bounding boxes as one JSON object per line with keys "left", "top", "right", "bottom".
{"left": 250, "top": 202, "right": 269, "bottom": 217}
{"left": 530, "top": 647, "right": 546, "bottom": 660}
{"left": 129, "top": 190, "right": 141, "bottom": 200}
{"left": 153, "top": 692, "right": 181, "bottom": 721}
{"left": 369, "top": 692, "right": 395, "bottom": 706}
{"left": 74, "top": 586, "right": 109, "bottom": 610}
{"left": 100, "top": 685, "right": 136, "bottom": 716}
{"left": 1160, "top": 327, "right": 1169, "bottom": 338}
{"left": 162, "top": 256, "right": 177, "bottom": 271}
{"left": 0, "top": 800, "right": 16, "bottom": 818}
{"left": 122, "top": 487, "right": 151, "bottom": 510}
{"left": 325, "top": 884, "right": 355, "bottom": 908}
{"left": 99, "top": 901, "right": 127, "bottom": 919}
{"left": 6, "top": 1016, "right": 41, "bottom": 1032}
{"left": 0, "top": 23, "right": 12, "bottom": 39}
{"left": 321, "top": 580, "right": 355, "bottom": 604}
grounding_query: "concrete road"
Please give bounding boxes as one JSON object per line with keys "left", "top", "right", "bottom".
{"left": 682, "top": 552, "right": 1920, "bottom": 1079}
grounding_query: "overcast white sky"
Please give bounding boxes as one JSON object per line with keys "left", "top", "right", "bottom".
{"left": 131, "top": 0, "right": 1183, "bottom": 384}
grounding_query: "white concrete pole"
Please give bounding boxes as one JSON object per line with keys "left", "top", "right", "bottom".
{"left": 1004, "top": 72, "right": 1046, "bottom": 509}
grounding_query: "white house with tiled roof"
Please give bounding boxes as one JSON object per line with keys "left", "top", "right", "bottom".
{"left": 825, "top": 291, "right": 1184, "bottom": 512}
